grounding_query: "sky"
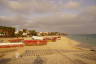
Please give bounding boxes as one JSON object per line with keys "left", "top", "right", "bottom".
{"left": 0, "top": 0, "right": 96, "bottom": 34}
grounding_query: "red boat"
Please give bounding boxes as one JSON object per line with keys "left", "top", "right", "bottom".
{"left": 52, "top": 36, "right": 61, "bottom": 40}
{"left": 44, "top": 37, "right": 57, "bottom": 42}
{"left": 23, "top": 40, "right": 47, "bottom": 46}
{"left": 51, "top": 37, "right": 57, "bottom": 42}
{"left": 0, "top": 43, "right": 24, "bottom": 48}
{"left": 8, "top": 39, "right": 24, "bottom": 42}
{"left": 57, "top": 36, "right": 61, "bottom": 40}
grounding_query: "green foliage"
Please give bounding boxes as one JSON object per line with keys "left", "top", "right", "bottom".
{"left": 0, "top": 26, "right": 16, "bottom": 37}
{"left": 23, "top": 29, "right": 27, "bottom": 33}
{"left": 29, "top": 30, "right": 37, "bottom": 36}
{"left": 18, "top": 31, "right": 23, "bottom": 36}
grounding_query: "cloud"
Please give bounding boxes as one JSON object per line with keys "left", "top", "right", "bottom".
{"left": 23, "top": 13, "right": 78, "bottom": 32}
{"left": 0, "top": 5, "right": 96, "bottom": 34}
{"left": 0, "top": 16, "right": 28, "bottom": 28}
{"left": 64, "top": 1, "right": 80, "bottom": 9}
{"left": 77, "top": 6, "right": 96, "bottom": 23}
{"left": 0, "top": 0, "right": 8, "bottom": 6}
{"left": 0, "top": 0, "right": 96, "bottom": 34}
{"left": 0, "top": 0, "right": 6, "bottom": 4}
{"left": 69, "top": 6, "right": 96, "bottom": 34}
{"left": 27, "top": 6, "right": 96, "bottom": 34}
{"left": 6, "top": 0, "right": 81, "bottom": 14}
{"left": 7, "top": 0, "right": 59, "bottom": 14}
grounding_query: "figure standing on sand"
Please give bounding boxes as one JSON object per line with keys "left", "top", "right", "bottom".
{"left": 15, "top": 52, "right": 20, "bottom": 58}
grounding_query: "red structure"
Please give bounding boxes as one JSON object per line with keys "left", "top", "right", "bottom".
{"left": 8, "top": 39, "right": 24, "bottom": 42}
{"left": 0, "top": 43, "right": 24, "bottom": 48}
{"left": 23, "top": 40, "right": 47, "bottom": 45}
{"left": 43, "top": 37, "right": 58, "bottom": 42}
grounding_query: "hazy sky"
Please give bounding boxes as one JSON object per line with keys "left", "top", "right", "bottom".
{"left": 0, "top": 0, "right": 96, "bottom": 34}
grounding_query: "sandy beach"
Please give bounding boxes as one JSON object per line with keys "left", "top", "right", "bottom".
{"left": 0, "top": 36, "right": 96, "bottom": 64}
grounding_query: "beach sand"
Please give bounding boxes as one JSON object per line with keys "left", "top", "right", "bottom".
{"left": 0, "top": 36, "right": 96, "bottom": 64}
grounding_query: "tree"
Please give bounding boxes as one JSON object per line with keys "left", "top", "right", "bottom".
{"left": 23, "top": 29, "right": 27, "bottom": 33}
{"left": 0, "top": 26, "right": 15, "bottom": 37}
{"left": 18, "top": 31, "right": 23, "bottom": 37}
{"left": 29, "top": 30, "right": 37, "bottom": 36}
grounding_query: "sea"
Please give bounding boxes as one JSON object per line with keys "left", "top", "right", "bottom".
{"left": 67, "top": 34, "right": 96, "bottom": 49}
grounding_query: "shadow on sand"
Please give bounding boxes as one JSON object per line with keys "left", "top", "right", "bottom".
{"left": 0, "top": 58, "right": 11, "bottom": 64}
{"left": 33, "top": 55, "right": 46, "bottom": 64}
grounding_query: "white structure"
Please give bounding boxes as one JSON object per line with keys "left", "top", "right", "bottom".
{"left": 0, "top": 43, "right": 24, "bottom": 48}
{"left": 0, "top": 43, "right": 24, "bottom": 46}
{"left": 32, "top": 36, "right": 44, "bottom": 40}
{"left": 22, "top": 33, "right": 27, "bottom": 36}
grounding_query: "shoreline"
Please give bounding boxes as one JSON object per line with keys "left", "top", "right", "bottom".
{"left": 62, "top": 36, "right": 96, "bottom": 51}
{"left": 0, "top": 36, "right": 96, "bottom": 64}
{"left": 0, "top": 36, "right": 96, "bottom": 51}
{"left": 77, "top": 42, "right": 96, "bottom": 50}
{"left": 66, "top": 35, "right": 96, "bottom": 50}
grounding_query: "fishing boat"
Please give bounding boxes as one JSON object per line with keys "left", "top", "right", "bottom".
{"left": 0, "top": 43, "right": 24, "bottom": 48}
{"left": 23, "top": 40, "right": 47, "bottom": 46}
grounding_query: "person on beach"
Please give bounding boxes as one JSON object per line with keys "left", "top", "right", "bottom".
{"left": 15, "top": 52, "right": 20, "bottom": 58}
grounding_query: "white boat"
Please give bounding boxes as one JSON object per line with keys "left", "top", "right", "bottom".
{"left": 32, "top": 36, "right": 44, "bottom": 40}
{"left": 0, "top": 43, "right": 24, "bottom": 48}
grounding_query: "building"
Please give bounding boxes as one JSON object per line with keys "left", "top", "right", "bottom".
{"left": 0, "top": 26, "right": 15, "bottom": 37}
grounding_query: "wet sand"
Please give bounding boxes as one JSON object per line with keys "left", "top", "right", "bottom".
{"left": 0, "top": 36, "right": 96, "bottom": 64}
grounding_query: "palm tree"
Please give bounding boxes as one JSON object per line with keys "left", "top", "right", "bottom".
{"left": 18, "top": 31, "right": 23, "bottom": 37}
{"left": 0, "top": 26, "right": 16, "bottom": 37}
{"left": 23, "top": 29, "right": 27, "bottom": 33}
{"left": 29, "top": 30, "right": 37, "bottom": 36}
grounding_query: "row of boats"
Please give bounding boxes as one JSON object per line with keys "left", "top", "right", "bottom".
{"left": 0, "top": 36, "right": 61, "bottom": 48}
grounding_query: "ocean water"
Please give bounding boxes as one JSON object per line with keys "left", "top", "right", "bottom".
{"left": 67, "top": 34, "right": 96, "bottom": 46}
